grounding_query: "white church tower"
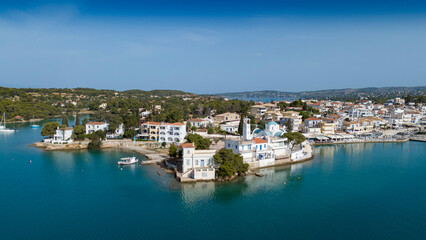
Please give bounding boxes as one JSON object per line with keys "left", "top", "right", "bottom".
{"left": 242, "top": 117, "right": 252, "bottom": 141}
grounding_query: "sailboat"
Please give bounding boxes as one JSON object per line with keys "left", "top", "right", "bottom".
{"left": 0, "top": 113, "right": 15, "bottom": 133}
{"left": 30, "top": 115, "right": 40, "bottom": 128}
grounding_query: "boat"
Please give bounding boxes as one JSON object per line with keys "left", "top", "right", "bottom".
{"left": 117, "top": 157, "right": 139, "bottom": 165}
{"left": 0, "top": 113, "right": 15, "bottom": 133}
{"left": 30, "top": 115, "right": 39, "bottom": 128}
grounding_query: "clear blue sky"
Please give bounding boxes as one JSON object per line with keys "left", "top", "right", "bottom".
{"left": 0, "top": 0, "right": 425, "bottom": 93}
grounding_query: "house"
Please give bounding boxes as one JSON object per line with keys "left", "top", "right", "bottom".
{"left": 214, "top": 112, "right": 240, "bottom": 123}
{"left": 106, "top": 123, "right": 125, "bottom": 139}
{"left": 139, "top": 122, "right": 186, "bottom": 143}
{"left": 279, "top": 111, "right": 303, "bottom": 131}
{"left": 319, "top": 121, "right": 336, "bottom": 134}
{"left": 251, "top": 103, "right": 281, "bottom": 120}
{"left": 188, "top": 118, "right": 210, "bottom": 128}
{"left": 219, "top": 123, "right": 239, "bottom": 134}
{"left": 86, "top": 122, "right": 109, "bottom": 134}
{"left": 44, "top": 127, "right": 74, "bottom": 144}
{"left": 14, "top": 115, "right": 24, "bottom": 121}
{"left": 181, "top": 143, "right": 216, "bottom": 180}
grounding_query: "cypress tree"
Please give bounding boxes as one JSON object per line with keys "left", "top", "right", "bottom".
{"left": 238, "top": 116, "right": 244, "bottom": 135}
{"left": 62, "top": 114, "right": 69, "bottom": 127}
{"left": 75, "top": 113, "right": 80, "bottom": 126}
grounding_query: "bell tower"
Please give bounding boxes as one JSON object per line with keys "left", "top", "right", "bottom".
{"left": 242, "top": 117, "right": 252, "bottom": 141}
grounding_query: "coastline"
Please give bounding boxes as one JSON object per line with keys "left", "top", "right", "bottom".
{"left": 311, "top": 138, "right": 409, "bottom": 146}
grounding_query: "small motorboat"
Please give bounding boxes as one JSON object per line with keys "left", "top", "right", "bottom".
{"left": 117, "top": 157, "right": 139, "bottom": 165}
{"left": 30, "top": 125, "right": 40, "bottom": 128}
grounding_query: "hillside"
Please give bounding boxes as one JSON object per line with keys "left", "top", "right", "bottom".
{"left": 213, "top": 86, "right": 426, "bottom": 100}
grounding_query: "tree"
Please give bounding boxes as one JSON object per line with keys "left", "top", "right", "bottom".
{"left": 72, "top": 125, "right": 86, "bottom": 141}
{"left": 61, "top": 114, "right": 69, "bottom": 127}
{"left": 191, "top": 126, "right": 197, "bottom": 132}
{"left": 82, "top": 118, "right": 89, "bottom": 126}
{"left": 161, "top": 142, "right": 167, "bottom": 148}
{"left": 214, "top": 148, "right": 249, "bottom": 177}
{"left": 168, "top": 144, "right": 178, "bottom": 158}
{"left": 75, "top": 113, "right": 80, "bottom": 126}
{"left": 282, "top": 132, "right": 306, "bottom": 150}
{"left": 123, "top": 129, "right": 137, "bottom": 139}
{"left": 186, "top": 121, "right": 191, "bottom": 132}
{"left": 285, "top": 120, "right": 292, "bottom": 132}
{"left": 208, "top": 128, "right": 214, "bottom": 134}
{"left": 185, "top": 133, "right": 211, "bottom": 150}
{"left": 238, "top": 117, "right": 244, "bottom": 135}
{"left": 41, "top": 122, "right": 60, "bottom": 137}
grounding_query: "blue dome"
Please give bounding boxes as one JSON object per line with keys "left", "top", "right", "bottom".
{"left": 266, "top": 121, "right": 278, "bottom": 127}
{"left": 274, "top": 131, "right": 283, "bottom": 137}
{"left": 253, "top": 128, "right": 262, "bottom": 134}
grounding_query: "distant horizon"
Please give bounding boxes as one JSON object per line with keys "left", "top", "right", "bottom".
{"left": 2, "top": 84, "right": 425, "bottom": 95}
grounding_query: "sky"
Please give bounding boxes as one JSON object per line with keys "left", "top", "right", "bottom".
{"left": 0, "top": 0, "right": 426, "bottom": 94}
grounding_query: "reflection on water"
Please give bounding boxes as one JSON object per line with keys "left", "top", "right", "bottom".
{"left": 179, "top": 163, "right": 309, "bottom": 204}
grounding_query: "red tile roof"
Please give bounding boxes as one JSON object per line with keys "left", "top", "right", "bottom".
{"left": 181, "top": 143, "right": 195, "bottom": 148}
{"left": 189, "top": 118, "right": 206, "bottom": 122}
{"left": 252, "top": 138, "right": 268, "bottom": 144}
{"left": 87, "top": 122, "right": 107, "bottom": 125}
{"left": 143, "top": 122, "right": 161, "bottom": 125}
{"left": 305, "top": 117, "right": 320, "bottom": 121}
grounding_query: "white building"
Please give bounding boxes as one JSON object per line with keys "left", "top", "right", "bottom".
{"left": 181, "top": 143, "right": 216, "bottom": 180}
{"left": 348, "top": 107, "right": 373, "bottom": 119}
{"left": 86, "top": 122, "right": 109, "bottom": 134}
{"left": 188, "top": 118, "right": 210, "bottom": 128}
{"left": 106, "top": 123, "right": 125, "bottom": 139}
{"left": 44, "top": 127, "right": 74, "bottom": 144}
{"left": 158, "top": 123, "right": 186, "bottom": 144}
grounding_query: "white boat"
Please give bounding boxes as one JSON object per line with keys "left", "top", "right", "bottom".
{"left": 117, "top": 157, "right": 139, "bottom": 165}
{"left": 30, "top": 116, "right": 39, "bottom": 128}
{"left": 0, "top": 113, "right": 15, "bottom": 133}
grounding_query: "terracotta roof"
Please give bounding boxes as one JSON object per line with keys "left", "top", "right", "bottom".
{"left": 189, "top": 118, "right": 206, "bottom": 122}
{"left": 181, "top": 143, "right": 195, "bottom": 148}
{"left": 305, "top": 117, "right": 321, "bottom": 121}
{"left": 252, "top": 138, "right": 268, "bottom": 144}
{"left": 87, "top": 122, "right": 107, "bottom": 125}
{"left": 143, "top": 121, "right": 161, "bottom": 125}
{"left": 172, "top": 123, "right": 185, "bottom": 126}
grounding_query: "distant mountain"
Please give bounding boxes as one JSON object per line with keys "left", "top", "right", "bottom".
{"left": 213, "top": 86, "right": 426, "bottom": 100}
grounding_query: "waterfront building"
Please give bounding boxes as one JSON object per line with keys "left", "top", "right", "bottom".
{"left": 86, "top": 122, "right": 109, "bottom": 134}
{"left": 139, "top": 122, "right": 186, "bottom": 143}
{"left": 106, "top": 123, "right": 125, "bottom": 139}
{"left": 44, "top": 127, "right": 74, "bottom": 144}
{"left": 181, "top": 143, "right": 216, "bottom": 180}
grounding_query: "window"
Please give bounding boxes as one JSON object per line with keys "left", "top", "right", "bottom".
{"left": 187, "top": 150, "right": 190, "bottom": 154}
{"left": 186, "top": 160, "right": 190, "bottom": 166}
{"left": 207, "top": 159, "right": 210, "bottom": 165}
{"left": 228, "top": 144, "right": 230, "bottom": 148}
{"left": 235, "top": 145, "right": 238, "bottom": 149}
{"left": 195, "top": 160, "right": 198, "bottom": 165}
{"left": 202, "top": 173, "right": 207, "bottom": 177}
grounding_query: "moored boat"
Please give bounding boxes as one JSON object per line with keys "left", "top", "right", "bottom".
{"left": 117, "top": 157, "right": 139, "bottom": 165}
{"left": 0, "top": 113, "right": 15, "bottom": 133}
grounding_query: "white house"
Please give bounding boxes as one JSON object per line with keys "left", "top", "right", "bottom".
{"left": 44, "top": 127, "right": 74, "bottom": 144}
{"left": 86, "top": 122, "right": 109, "bottom": 134}
{"left": 181, "top": 143, "right": 216, "bottom": 180}
{"left": 188, "top": 118, "right": 210, "bottom": 128}
{"left": 158, "top": 123, "right": 186, "bottom": 144}
{"left": 106, "top": 123, "right": 125, "bottom": 139}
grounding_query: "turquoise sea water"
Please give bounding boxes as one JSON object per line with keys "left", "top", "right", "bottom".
{"left": 1, "top": 120, "right": 425, "bottom": 239}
